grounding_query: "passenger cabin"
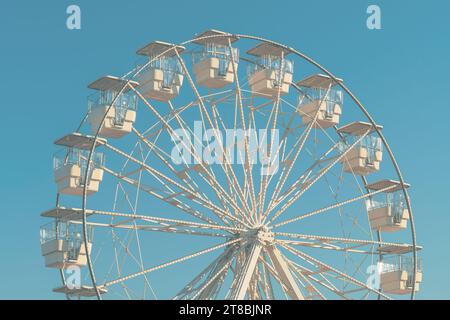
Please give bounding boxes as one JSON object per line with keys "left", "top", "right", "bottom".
{"left": 87, "top": 76, "right": 139, "bottom": 138}
{"left": 53, "top": 133, "right": 105, "bottom": 196}
{"left": 135, "top": 41, "right": 185, "bottom": 102}
{"left": 337, "top": 122, "right": 383, "bottom": 176}
{"left": 297, "top": 74, "right": 344, "bottom": 129}
{"left": 40, "top": 221, "right": 93, "bottom": 269}
{"left": 380, "top": 255, "right": 422, "bottom": 295}
{"left": 365, "top": 180, "right": 410, "bottom": 232}
{"left": 247, "top": 43, "right": 293, "bottom": 98}
{"left": 192, "top": 29, "right": 239, "bottom": 89}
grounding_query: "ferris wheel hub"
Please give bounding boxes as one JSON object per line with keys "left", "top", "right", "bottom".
{"left": 239, "top": 226, "right": 274, "bottom": 246}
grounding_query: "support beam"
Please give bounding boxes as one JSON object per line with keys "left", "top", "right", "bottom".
{"left": 228, "top": 242, "right": 262, "bottom": 300}
{"left": 265, "top": 245, "right": 304, "bottom": 300}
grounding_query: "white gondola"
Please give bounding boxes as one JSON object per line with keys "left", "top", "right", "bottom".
{"left": 53, "top": 133, "right": 105, "bottom": 196}
{"left": 366, "top": 180, "right": 410, "bottom": 232}
{"left": 40, "top": 221, "right": 93, "bottom": 269}
{"left": 297, "top": 74, "right": 344, "bottom": 128}
{"left": 135, "top": 41, "right": 185, "bottom": 102}
{"left": 337, "top": 122, "right": 383, "bottom": 176}
{"left": 87, "top": 76, "right": 139, "bottom": 138}
{"left": 192, "top": 29, "right": 239, "bottom": 89}
{"left": 380, "top": 255, "right": 423, "bottom": 295}
{"left": 247, "top": 43, "right": 293, "bottom": 98}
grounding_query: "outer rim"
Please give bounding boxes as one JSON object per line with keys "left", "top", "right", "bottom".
{"left": 74, "top": 32, "right": 417, "bottom": 300}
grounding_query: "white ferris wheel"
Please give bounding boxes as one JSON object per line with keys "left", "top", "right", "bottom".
{"left": 40, "top": 30, "right": 422, "bottom": 300}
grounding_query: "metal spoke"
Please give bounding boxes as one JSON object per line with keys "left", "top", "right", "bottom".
{"left": 101, "top": 141, "right": 251, "bottom": 228}
{"left": 173, "top": 50, "right": 254, "bottom": 219}
{"left": 103, "top": 238, "right": 240, "bottom": 287}
{"left": 278, "top": 242, "right": 392, "bottom": 300}
{"left": 273, "top": 184, "right": 397, "bottom": 228}
{"left": 102, "top": 165, "right": 217, "bottom": 224}
{"left": 267, "top": 129, "right": 371, "bottom": 224}
{"left": 275, "top": 232, "right": 417, "bottom": 252}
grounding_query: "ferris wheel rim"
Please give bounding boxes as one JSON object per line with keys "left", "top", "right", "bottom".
{"left": 63, "top": 31, "right": 418, "bottom": 300}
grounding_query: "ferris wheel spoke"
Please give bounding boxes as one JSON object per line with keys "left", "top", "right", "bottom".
{"left": 130, "top": 86, "right": 251, "bottom": 225}
{"left": 81, "top": 220, "right": 230, "bottom": 238}
{"left": 114, "top": 168, "right": 159, "bottom": 300}
{"left": 275, "top": 232, "right": 417, "bottom": 254}
{"left": 287, "top": 262, "right": 326, "bottom": 300}
{"left": 262, "top": 115, "right": 316, "bottom": 221}
{"left": 284, "top": 254, "right": 357, "bottom": 300}
{"left": 248, "top": 262, "right": 266, "bottom": 300}
{"left": 67, "top": 207, "right": 244, "bottom": 233}
{"left": 264, "top": 139, "right": 341, "bottom": 218}
{"left": 341, "top": 254, "right": 371, "bottom": 293}
{"left": 102, "top": 165, "right": 218, "bottom": 225}
{"left": 102, "top": 238, "right": 240, "bottom": 288}
{"left": 197, "top": 101, "right": 254, "bottom": 224}
{"left": 254, "top": 101, "right": 276, "bottom": 220}
{"left": 191, "top": 251, "right": 236, "bottom": 300}
{"left": 204, "top": 102, "right": 250, "bottom": 217}
{"left": 132, "top": 127, "right": 217, "bottom": 209}
{"left": 209, "top": 105, "right": 256, "bottom": 226}
{"left": 216, "top": 59, "right": 257, "bottom": 215}
{"left": 287, "top": 261, "right": 349, "bottom": 299}
{"left": 110, "top": 229, "right": 148, "bottom": 275}
{"left": 267, "top": 129, "right": 371, "bottom": 224}
{"left": 166, "top": 98, "right": 238, "bottom": 215}
{"left": 272, "top": 183, "right": 397, "bottom": 228}
{"left": 257, "top": 52, "right": 287, "bottom": 221}
{"left": 264, "top": 245, "right": 305, "bottom": 299}
{"left": 101, "top": 141, "right": 251, "bottom": 228}
{"left": 173, "top": 50, "right": 255, "bottom": 220}
{"left": 265, "top": 85, "right": 334, "bottom": 220}
{"left": 262, "top": 104, "right": 302, "bottom": 218}
{"left": 258, "top": 252, "right": 295, "bottom": 299}
{"left": 108, "top": 228, "right": 157, "bottom": 300}
{"left": 139, "top": 98, "right": 197, "bottom": 140}
{"left": 174, "top": 246, "right": 235, "bottom": 300}
{"left": 278, "top": 242, "right": 392, "bottom": 300}
{"left": 227, "top": 242, "right": 262, "bottom": 300}
{"left": 227, "top": 38, "right": 258, "bottom": 217}
{"left": 167, "top": 99, "right": 227, "bottom": 195}
{"left": 277, "top": 239, "right": 371, "bottom": 254}
{"left": 260, "top": 255, "right": 275, "bottom": 299}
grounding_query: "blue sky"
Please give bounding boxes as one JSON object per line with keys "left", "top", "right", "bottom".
{"left": 0, "top": 0, "right": 449, "bottom": 299}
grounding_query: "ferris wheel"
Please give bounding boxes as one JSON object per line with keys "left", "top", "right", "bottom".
{"left": 40, "top": 30, "right": 422, "bottom": 300}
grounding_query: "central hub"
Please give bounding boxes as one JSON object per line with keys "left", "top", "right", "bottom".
{"left": 240, "top": 225, "right": 274, "bottom": 246}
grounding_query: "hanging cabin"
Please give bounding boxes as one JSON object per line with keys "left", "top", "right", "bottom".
{"left": 40, "top": 221, "right": 93, "bottom": 269}
{"left": 247, "top": 42, "right": 294, "bottom": 98}
{"left": 337, "top": 122, "right": 383, "bottom": 176}
{"left": 135, "top": 41, "right": 185, "bottom": 102}
{"left": 53, "top": 133, "right": 105, "bottom": 196}
{"left": 365, "top": 180, "right": 410, "bottom": 232}
{"left": 380, "top": 255, "right": 423, "bottom": 295}
{"left": 297, "top": 74, "right": 343, "bottom": 129}
{"left": 87, "top": 76, "right": 139, "bottom": 139}
{"left": 192, "top": 29, "right": 239, "bottom": 89}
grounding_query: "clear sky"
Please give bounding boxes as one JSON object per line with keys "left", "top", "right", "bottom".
{"left": 0, "top": 0, "right": 449, "bottom": 299}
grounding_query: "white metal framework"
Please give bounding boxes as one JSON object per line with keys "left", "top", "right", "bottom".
{"left": 41, "top": 30, "right": 422, "bottom": 300}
